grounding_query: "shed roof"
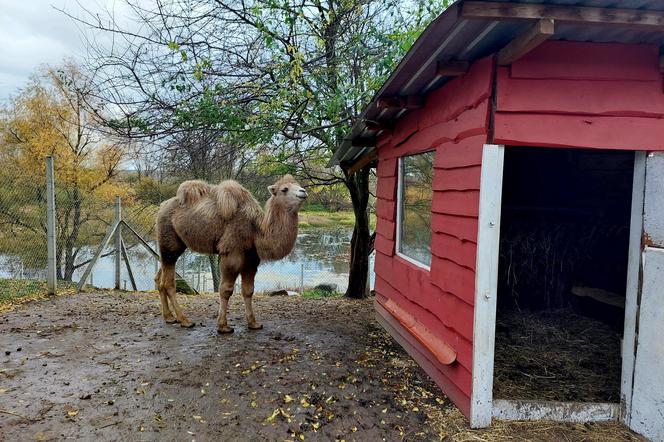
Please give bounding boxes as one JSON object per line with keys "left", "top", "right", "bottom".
{"left": 332, "top": 0, "right": 664, "bottom": 169}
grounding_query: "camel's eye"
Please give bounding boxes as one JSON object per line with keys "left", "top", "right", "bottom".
{"left": 281, "top": 187, "right": 288, "bottom": 193}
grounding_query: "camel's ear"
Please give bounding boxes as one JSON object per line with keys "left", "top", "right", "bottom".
{"left": 267, "top": 184, "right": 277, "bottom": 196}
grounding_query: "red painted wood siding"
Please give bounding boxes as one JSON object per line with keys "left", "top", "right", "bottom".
{"left": 494, "top": 41, "right": 664, "bottom": 150}
{"left": 373, "top": 56, "right": 494, "bottom": 418}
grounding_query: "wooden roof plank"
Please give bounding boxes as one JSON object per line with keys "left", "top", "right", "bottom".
{"left": 461, "top": 1, "right": 664, "bottom": 30}
{"left": 436, "top": 60, "right": 471, "bottom": 76}
{"left": 497, "top": 18, "right": 555, "bottom": 65}
{"left": 345, "top": 149, "right": 378, "bottom": 176}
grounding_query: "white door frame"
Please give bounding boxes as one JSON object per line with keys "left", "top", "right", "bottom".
{"left": 470, "top": 144, "right": 504, "bottom": 428}
{"left": 620, "top": 151, "right": 646, "bottom": 424}
{"left": 470, "top": 146, "right": 646, "bottom": 428}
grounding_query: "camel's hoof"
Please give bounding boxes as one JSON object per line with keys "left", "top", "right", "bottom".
{"left": 217, "top": 326, "right": 234, "bottom": 334}
{"left": 164, "top": 316, "right": 177, "bottom": 324}
{"left": 179, "top": 320, "right": 195, "bottom": 328}
{"left": 248, "top": 323, "right": 263, "bottom": 330}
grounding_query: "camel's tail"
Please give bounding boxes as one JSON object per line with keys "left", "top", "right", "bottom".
{"left": 176, "top": 180, "right": 210, "bottom": 206}
{"left": 216, "top": 180, "right": 251, "bottom": 220}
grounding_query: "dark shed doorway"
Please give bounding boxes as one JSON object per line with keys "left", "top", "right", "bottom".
{"left": 493, "top": 147, "right": 635, "bottom": 403}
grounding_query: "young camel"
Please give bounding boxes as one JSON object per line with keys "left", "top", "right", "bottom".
{"left": 155, "top": 175, "right": 307, "bottom": 333}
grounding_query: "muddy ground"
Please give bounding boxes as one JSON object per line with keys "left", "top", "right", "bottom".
{"left": 0, "top": 292, "right": 642, "bottom": 441}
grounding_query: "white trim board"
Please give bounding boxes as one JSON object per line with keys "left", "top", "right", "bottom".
{"left": 620, "top": 151, "right": 646, "bottom": 425}
{"left": 492, "top": 400, "right": 620, "bottom": 423}
{"left": 470, "top": 144, "right": 505, "bottom": 428}
{"left": 470, "top": 147, "right": 646, "bottom": 429}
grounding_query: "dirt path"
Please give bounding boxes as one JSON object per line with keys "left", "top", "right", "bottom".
{"left": 0, "top": 292, "right": 641, "bottom": 441}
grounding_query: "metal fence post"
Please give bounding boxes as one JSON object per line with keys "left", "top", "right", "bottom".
{"left": 300, "top": 263, "right": 304, "bottom": 295}
{"left": 114, "top": 196, "right": 122, "bottom": 290}
{"left": 46, "top": 156, "right": 57, "bottom": 295}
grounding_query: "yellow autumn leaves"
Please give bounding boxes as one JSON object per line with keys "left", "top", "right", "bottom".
{"left": 1, "top": 65, "right": 131, "bottom": 205}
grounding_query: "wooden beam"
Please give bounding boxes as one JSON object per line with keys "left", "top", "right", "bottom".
{"left": 436, "top": 60, "right": 470, "bottom": 76}
{"left": 461, "top": 1, "right": 664, "bottom": 30}
{"left": 497, "top": 18, "right": 555, "bottom": 66}
{"left": 345, "top": 149, "right": 378, "bottom": 176}
{"left": 77, "top": 221, "right": 121, "bottom": 292}
{"left": 376, "top": 95, "right": 424, "bottom": 110}
{"left": 493, "top": 400, "right": 619, "bottom": 423}
{"left": 363, "top": 121, "right": 384, "bottom": 132}
{"left": 120, "top": 238, "right": 138, "bottom": 291}
{"left": 350, "top": 137, "right": 375, "bottom": 147}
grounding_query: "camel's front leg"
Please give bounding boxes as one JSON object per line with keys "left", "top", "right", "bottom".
{"left": 241, "top": 267, "right": 262, "bottom": 330}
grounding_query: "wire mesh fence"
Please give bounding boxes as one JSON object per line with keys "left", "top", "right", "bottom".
{"left": 1, "top": 157, "right": 373, "bottom": 297}
{"left": 0, "top": 159, "right": 50, "bottom": 282}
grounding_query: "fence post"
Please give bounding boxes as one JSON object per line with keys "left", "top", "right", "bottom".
{"left": 300, "top": 263, "right": 304, "bottom": 295}
{"left": 198, "top": 258, "right": 202, "bottom": 292}
{"left": 114, "top": 196, "right": 122, "bottom": 290}
{"left": 46, "top": 156, "right": 57, "bottom": 295}
{"left": 154, "top": 259, "right": 159, "bottom": 290}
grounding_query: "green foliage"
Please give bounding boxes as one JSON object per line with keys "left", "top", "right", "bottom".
{"left": 175, "top": 278, "right": 196, "bottom": 295}
{"left": 301, "top": 287, "right": 342, "bottom": 299}
{"left": 130, "top": 176, "right": 178, "bottom": 206}
{"left": 0, "top": 279, "right": 77, "bottom": 312}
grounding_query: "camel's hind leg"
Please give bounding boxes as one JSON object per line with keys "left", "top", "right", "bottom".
{"left": 241, "top": 267, "right": 262, "bottom": 330}
{"left": 155, "top": 267, "right": 176, "bottom": 323}
{"left": 161, "top": 263, "right": 194, "bottom": 328}
{"left": 217, "top": 253, "right": 241, "bottom": 334}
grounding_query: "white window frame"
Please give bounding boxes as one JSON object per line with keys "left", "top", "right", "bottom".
{"left": 395, "top": 152, "right": 434, "bottom": 271}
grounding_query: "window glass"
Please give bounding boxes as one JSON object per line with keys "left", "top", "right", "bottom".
{"left": 398, "top": 151, "right": 434, "bottom": 267}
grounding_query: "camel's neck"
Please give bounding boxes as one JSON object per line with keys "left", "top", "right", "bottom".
{"left": 255, "top": 199, "right": 299, "bottom": 261}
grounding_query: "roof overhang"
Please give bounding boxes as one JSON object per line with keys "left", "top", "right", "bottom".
{"left": 332, "top": 0, "right": 664, "bottom": 172}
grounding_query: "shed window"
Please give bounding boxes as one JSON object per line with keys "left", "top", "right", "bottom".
{"left": 397, "top": 152, "right": 434, "bottom": 268}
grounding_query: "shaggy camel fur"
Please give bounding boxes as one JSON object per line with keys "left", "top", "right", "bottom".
{"left": 155, "top": 175, "right": 307, "bottom": 332}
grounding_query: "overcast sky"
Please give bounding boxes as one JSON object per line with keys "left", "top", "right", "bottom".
{"left": 0, "top": 0, "right": 133, "bottom": 103}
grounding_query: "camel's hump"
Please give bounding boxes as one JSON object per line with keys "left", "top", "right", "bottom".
{"left": 176, "top": 180, "right": 211, "bottom": 206}
{"left": 216, "top": 180, "right": 253, "bottom": 219}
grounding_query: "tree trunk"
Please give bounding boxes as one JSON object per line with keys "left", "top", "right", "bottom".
{"left": 344, "top": 166, "right": 371, "bottom": 299}
{"left": 63, "top": 191, "right": 82, "bottom": 281}
{"left": 208, "top": 255, "right": 220, "bottom": 292}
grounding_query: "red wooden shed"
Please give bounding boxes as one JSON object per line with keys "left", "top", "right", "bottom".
{"left": 333, "top": 1, "right": 664, "bottom": 440}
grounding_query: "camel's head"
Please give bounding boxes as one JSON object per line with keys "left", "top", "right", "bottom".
{"left": 268, "top": 174, "right": 307, "bottom": 211}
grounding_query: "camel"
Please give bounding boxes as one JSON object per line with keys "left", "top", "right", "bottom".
{"left": 154, "top": 174, "right": 307, "bottom": 333}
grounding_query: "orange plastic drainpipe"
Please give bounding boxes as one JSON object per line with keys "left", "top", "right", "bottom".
{"left": 383, "top": 299, "right": 457, "bottom": 366}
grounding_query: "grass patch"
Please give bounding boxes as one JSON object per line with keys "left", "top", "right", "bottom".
{"left": 299, "top": 209, "right": 376, "bottom": 230}
{"left": 301, "top": 288, "right": 343, "bottom": 299}
{"left": 0, "top": 279, "right": 78, "bottom": 312}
